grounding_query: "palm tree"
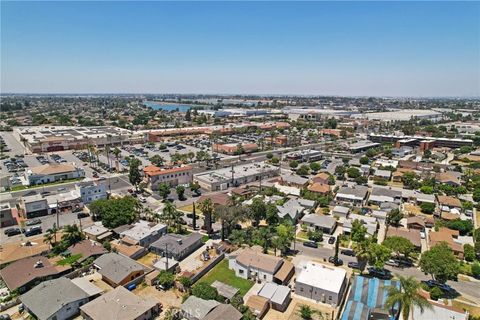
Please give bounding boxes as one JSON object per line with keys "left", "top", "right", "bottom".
{"left": 158, "top": 202, "right": 183, "bottom": 233}
{"left": 354, "top": 239, "right": 372, "bottom": 274}
{"left": 386, "top": 275, "right": 432, "bottom": 320}
{"left": 87, "top": 144, "right": 94, "bottom": 167}
{"left": 43, "top": 223, "right": 59, "bottom": 247}
{"left": 62, "top": 224, "right": 85, "bottom": 246}
{"left": 199, "top": 198, "right": 214, "bottom": 234}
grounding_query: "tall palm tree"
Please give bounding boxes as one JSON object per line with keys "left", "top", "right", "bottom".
{"left": 62, "top": 224, "right": 85, "bottom": 246}
{"left": 199, "top": 198, "right": 214, "bottom": 234}
{"left": 386, "top": 275, "right": 432, "bottom": 320}
{"left": 43, "top": 223, "right": 58, "bottom": 247}
{"left": 158, "top": 202, "right": 183, "bottom": 233}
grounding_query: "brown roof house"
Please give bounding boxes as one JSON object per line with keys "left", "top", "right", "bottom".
{"left": 312, "top": 172, "right": 331, "bottom": 185}
{"left": 0, "top": 256, "right": 71, "bottom": 292}
{"left": 307, "top": 182, "right": 330, "bottom": 195}
{"left": 80, "top": 286, "right": 159, "bottom": 320}
{"left": 93, "top": 252, "right": 145, "bottom": 287}
{"left": 386, "top": 227, "right": 422, "bottom": 250}
{"left": 429, "top": 228, "right": 464, "bottom": 259}
{"left": 227, "top": 247, "right": 294, "bottom": 284}
{"left": 437, "top": 195, "right": 462, "bottom": 211}
{"left": 435, "top": 171, "right": 462, "bottom": 186}
{"left": 68, "top": 239, "right": 108, "bottom": 263}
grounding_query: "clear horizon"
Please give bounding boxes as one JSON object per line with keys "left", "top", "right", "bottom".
{"left": 1, "top": 1, "right": 479, "bottom": 97}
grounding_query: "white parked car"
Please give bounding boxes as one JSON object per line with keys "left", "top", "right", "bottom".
{"left": 420, "top": 231, "right": 426, "bottom": 239}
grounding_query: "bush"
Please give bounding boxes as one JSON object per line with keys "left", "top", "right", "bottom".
{"left": 464, "top": 244, "right": 475, "bottom": 262}
{"left": 156, "top": 271, "right": 175, "bottom": 290}
{"left": 192, "top": 282, "right": 219, "bottom": 301}
{"left": 420, "top": 202, "right": 435, "bottom": 214}
{"left": 429, "top": 287, "right": 443, "bottom": 300}
{"left": 471, "top": 262, "right": 480, "bottom": 279}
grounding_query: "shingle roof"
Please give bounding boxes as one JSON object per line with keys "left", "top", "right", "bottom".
{"left": 30, "top": 163, "right": 77, "bottom": 175}
{"left": 149, "top": 233, "right": 202, "bottom": 256}
{"left": 80, "top": 286, "right": 157, "bottom": 320}
{"left": 21, "top": 277, "right": 90, "bottom": 320}
{"left": 181, "top": 296, "right": 220, "bottom": 319}
{"left": 68, "top": 240, "right": 107, "bottom": 262}
{"left": 203, "top": 304, "right": 243, "bottom": 320}
{"left": 231, "top": 247, "right": 282, "bottom": 273}
{"left": 93, "top": 253, "right": 144, "bottom": 285}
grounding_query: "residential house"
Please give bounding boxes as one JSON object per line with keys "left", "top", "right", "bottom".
{"left": 245, "top": 295, "right": 270, "bottom": 319}
{"left": 406, "top": 216, "right": 427, "bottom": 230}
{"left": 312, "top": 172, "right": 331, "bottom": 185}
{"left": 279, "top": 173, "right": 309, "bottom": 188}
{"left": 120, "top": 220, "right": 167, "bottom": 247}
{"left": 0, "top": 256, "right": 71, "bottom": 292}
{"left": 227, "top": 247, "right": 294, "bottom": 284}
{"left": 68, "top": 239, "right": 108, "bottom": 263}
{"left": 368, "top": 187, "right": 402, "bottom": 206}
{"left": 83, "top": 222, "right": 112, "bottom": 242}
{"left": 180, "top": 296, "right": 241, "bottom": 320}
{"left": 341, "top": 276, "right": 400, "bottom": 320}
{"left": 301, "top": 214, "right": 337, "bottom": 234}
{"left": 307, "top": 182, "right": 330, "bottom": 195}
{"left": 437, "top": 195, "right": 462, "bottom": 212}
{"left": 343, "top": 214, "right": 377, "bottom": 237}
{"left": 435, "top": 171, "right": 462, "bottom": 187}
{"left": 257, "top": 282, "right": 291, "bottom": 312}
{"left": 331, "top": 205, "right": 350, "bottom": 219}
{"left": 143, "top": 165, "right": 193, "bottom": 190}
{"left": 93, "top": 253, "right": 145, "bottom": 287}
{"left": 80, "top": 286, "right": 159, "bottom": 320}
{"left": 335, "top": 185, "right": 369, "bottom": 206}
{"left": 21, "top": 277, "right": 95, "bottom": 320}
{"left": 429, "top": 228, "right": 464, "bottom": 258}
{"left": 386, "top": 227, "right": 422, "bottom": 250}
{"left": 276, "top": 198, "right": 314, "bottom": 221}
{"left": 149, "top": 232, "right": 203, "bottom": 261}
{"left": 409, "top": 299, "right": 469, "bottom": 320}
{"left": 372, "top": 168, "right": 392, "bottom": 181}
{"left": 203, "top": 304, "right": 243, "bottom": 320}
{"left": 295, "top": 261, "right": 347, "bottom": 306}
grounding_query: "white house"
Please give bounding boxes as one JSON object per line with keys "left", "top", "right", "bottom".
{"left": 76, "top": 181, "right": 107, "bottom": 204}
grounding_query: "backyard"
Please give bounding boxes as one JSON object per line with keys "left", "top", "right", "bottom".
{"left": 197, "top": 259, "right": 254, "bottom": 296}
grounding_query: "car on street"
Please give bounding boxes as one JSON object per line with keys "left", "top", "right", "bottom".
{"left": 385, "top": 259, "right": 401, "bottom": 267}
{"left": 422, "top": 280, "right": 454, "bottom": 293}
{"left": 24, "top": 226, "right": 42, "bottom": 237}
{"left": 138, "top": 196, "right": 147, "bottom": 203}
{"left": 348, "top": 262, "right": 360, "bottom": 269}
{"left": 4, "top": 228, "right": 22, "bottom": 237}
{"left": 303, "top": 241, "right": 318, "bottom": 248}
{"left": 368, "top": 267, "right": 391, "bottom": 279}
{"left": 77, "top": 212, "right": 89, "bottom": 219}
{"left": 328, "top": 236, "right": 336, "bottom": 244}
{"left": 340, "top": 249, "right": 356, "bottom": 256}
{"left": 328, "top": 256, "right": 343, "bottom": 266}
{"left": 25, "top": 218, "right": 42, "bottom": 226}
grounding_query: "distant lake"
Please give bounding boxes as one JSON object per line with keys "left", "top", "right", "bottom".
{"left": 144, "top": 101, "right": 191, "bottom": 112}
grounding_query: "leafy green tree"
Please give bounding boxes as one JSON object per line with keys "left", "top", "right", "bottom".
{"left": 360, "top": 156, "right": 369, "bottom": 165}
{"left": 43, "top": 223, "right": 59, "bottom": 247}
{"left": 298, "top": 305, "right": 313, "bottom": 320}
{"left": 158, "top": 183, "right": 171, "bottom": 200}
{"left": 420, "top": 202, "right": 435, "bottom": 214}
{"left": 383, "top": 236, "right": 415, "bottom": 259}
{"left": 429, "top": 287, "right": 443, "bottom": 300}
{"left": 351, "top": 219, "right": 367, "bottom": 242}
{"left": 249, "top": 197, "right": 267, "bottom": 226}
{"left": 149, "top": 154, "right": 165, "bottom": 167}
{"left": 128, "top": 158, "right": 142, "bottom": 191}
{"left": 176, "top": 185, "right": 185, "bottom": 200}
{"left": 386, "top": 275, "right": 432, "bottom": 320}
{"left": 309, "top": 162, "right": 321, "bottom": 172}
{"left": 347, "top": 167, "right": 361, "bottom": 179}
{"left": 156, "top": 271, "right": 175, "bottom": 289}
{"left": 402, "top": 172, "right": 420, "bottom": 189}
{"left": 419, "top": 242, "right": 460, "bottom": 283}
{"left": 471, "top": 262, "right": 480, "bottom": 278}
{"left": 420, "top": 186, "right": 434, "bottom": 194}
{"left": 296, "top": 165, "right": 310, "bottom": 176}
{"left": 270, "top": 157, "right": 280, "bottom": 165}
{"left": 386, "top": 209, "right": 404, "bottom": 227}
{"left": 89, "top": 196, "right": 139, "bottom": 228}
{"left": 445, "top": 219, "right": 473, "bottom": 236}
{"left": 307, "top": 229, "right": 323, "bottom": 242}
{"left": 335, "top": 165, "right": 346, "bottom": 179}
{"left": 289, "top": 160, "right": 299, "bottom": 169}
{"left": 192, "top": 282, "right": 219, "bottom": 301}
{"left": 463, "top": 244, "right": 475, "bottom": 262}
{"left": 266, "top": 152, "right": 273, "bottom": 159}
{"left": 102, "top": 240, "right": 112, "bottom": 251}
{"left": 178, "top": 276, "right": 192, "bottom": 292}
{"left": 189, "top": 182, "right": 201, "bottom": 194}
{"left": 276, "top": 223, "right": 295, "bottom": 256}
{"left": 369, "top": 243, "right": 392, "bottom": 269}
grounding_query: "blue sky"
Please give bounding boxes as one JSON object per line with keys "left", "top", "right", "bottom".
{"left": 1, "top": 1, "right": 479, "bottom": 96}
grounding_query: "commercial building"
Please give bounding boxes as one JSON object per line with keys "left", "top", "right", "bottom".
{"left": 212, "top": 142, "right": 258, "bottom": 155}
{"left": 75, "top": 181, "right": 107, "bottom": 204}
{"left": 295, "top": 261, "right": 347, "bottom": 306}
{"left": 285, "top": 149, "right": 323, "bottom": 162}
{"left": 143, "top": 165, "right": 193, "bottom": 189}
{"left": 0, "top": 202, "right": 17, "bottom": 227}
{"left": 286, "top": 108, "right": 354, "bottom": 121}
{"left": 368, "top": 133, "right": 473, "bottom": 149}
{"left": 14, "top": 126, "right": 143, "bottom": 153}
{"left": 359, "top": 109, "right": 441, "bottom": 122}
{"left": 20, "top": 194, "right": 49, "bottom": 218}
{"left": 348, "top": 140, "right": 380, "bottom": 153}
{"left": 193, "top": 162, "right": 279, "bottom": 191}
{"left": 25, "top": 163, "right": 85, "bottom": 186}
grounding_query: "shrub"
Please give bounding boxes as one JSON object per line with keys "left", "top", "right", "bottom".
{"left": 429, "top": 287, "right": 443, "bottom": 300}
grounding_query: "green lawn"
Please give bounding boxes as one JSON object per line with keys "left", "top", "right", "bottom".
{"left": 198, "top": 259, "right": 254, "bottom": 296}
{"left": 57, "top": 254, "right": 82, "bottom": 266}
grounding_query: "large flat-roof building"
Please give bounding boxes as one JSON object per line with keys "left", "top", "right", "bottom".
{"left": 368, "top": 133, "right": 473, "bottom": 149}
{"left": 193, "top": 162, "right": 279, "bottom": 191}
{"left": 14, "top": 126, "right": 144, "bottom": 153}
{"left": 143, "top": 165, "right": 193, "bottom": 189}
{"left": 25, "top": 163, "right": 85, "bottom": 186}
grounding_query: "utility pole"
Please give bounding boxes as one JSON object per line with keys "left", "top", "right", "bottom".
{"left": 56, "top": 200, "right": 60, "bottom": 228}
{"left": 192, "top": 201, "right": 197, "bottom": 230}
{"left": 164, "top": 243, "right": 169, "bottom": 271}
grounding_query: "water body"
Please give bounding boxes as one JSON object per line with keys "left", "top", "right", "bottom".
{"left": 144, "top": 101, "right": 191, "bottom": 112}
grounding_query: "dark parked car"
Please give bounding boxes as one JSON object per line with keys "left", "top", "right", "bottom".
{"left": 348, "top": 262, "right": 360, "bottom": 269}
{"left": 25, "top": 226, "right": 42, "bottom": 237}
{"left": 341, "top": 249, "right": 356, "bottom": 256}
{"left": 422, "top": 280, "right": 454, "bottom": 293}
{"left": 77, "top": 212, "right": 90, "bottom": 219}
{"left": 303, "top": 241, "right": 318, "bottom": 248}
{"left": 328, "top": 256, "right": 343, "bottom": 266}
{"left": 4, "top": 228, "right": 22, "bottom": 237}
{"left": 328, "top": 236, "right": 336, "bottom": 244}
{"left": 368, "top": 267, "right": 391, "bottom": 279}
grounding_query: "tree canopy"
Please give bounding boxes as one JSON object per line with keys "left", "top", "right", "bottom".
{"left": 89, "top": 196, "right": 139, "bottom": 228}
{"left": 419, "top": 242, "right": 460, "bottom": 283}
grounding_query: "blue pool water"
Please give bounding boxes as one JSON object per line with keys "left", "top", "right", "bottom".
{"left": 144, "top": 101, "right": 191, "bottom": 112}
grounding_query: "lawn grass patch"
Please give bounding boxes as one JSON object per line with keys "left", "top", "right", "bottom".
{"left": 57, "top": 253, "right": 82, "bottom": 266}
{"left": 197, "top": 259, "right": 253, "bottom": 296}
